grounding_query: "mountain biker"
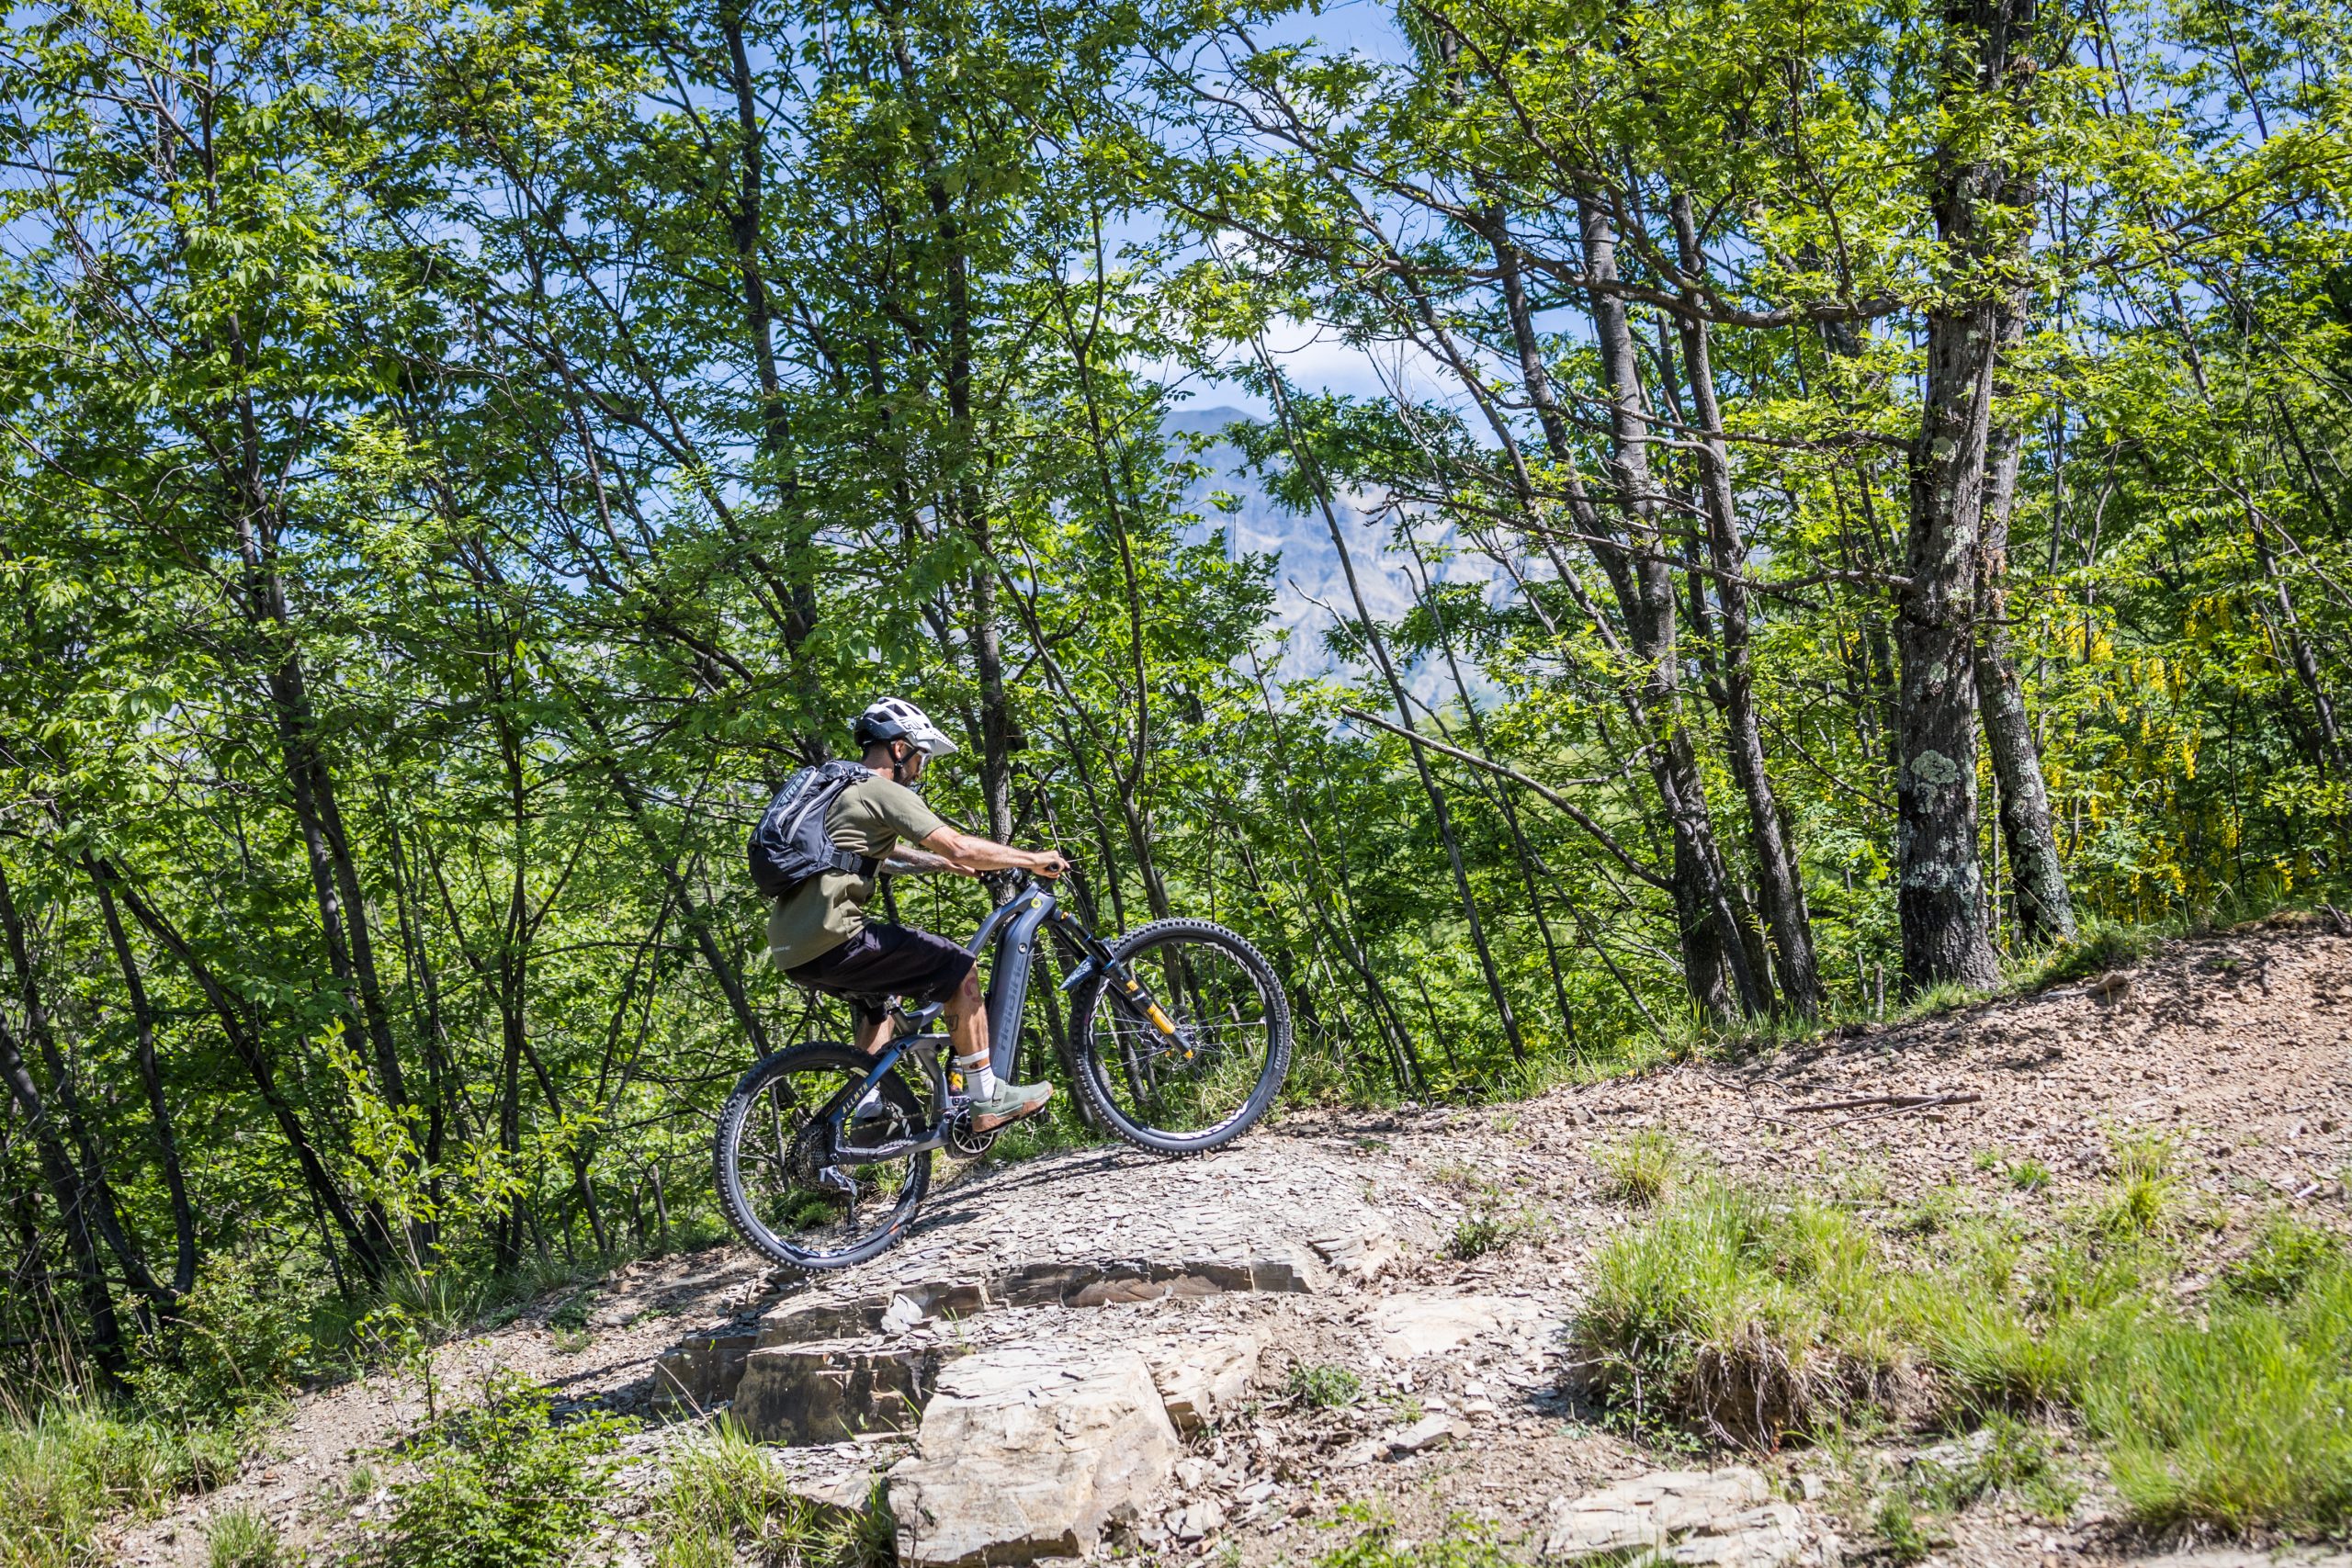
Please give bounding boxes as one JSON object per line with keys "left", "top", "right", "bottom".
{"left": 765, "top": 697, "right": 1066, "bottom": 1133}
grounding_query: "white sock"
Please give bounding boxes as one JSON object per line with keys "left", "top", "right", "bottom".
{"left": 956, "top": 1054, "right": 999, "bottom": 1099}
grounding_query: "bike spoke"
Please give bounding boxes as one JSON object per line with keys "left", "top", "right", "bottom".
{"left": 1089, "top": 932, "right": 1277, "bottom": 1139}
{"left": 722, "top": 1049, "right": 928, "bottom": 1268}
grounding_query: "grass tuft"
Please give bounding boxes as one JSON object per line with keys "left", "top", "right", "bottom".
{"left": 2086, "top": 1260, "right": 2352, "bottom": 1532}
{"left": 1594, "top": 1130, "right": 1679, "bottom": 1205}
{"left": 1568, "top": 1182, "right": 1889, "bottom": 1446}
{"left": 1571, "top": 1174, "right": 2352, "bottom": 1532}
{"left": 1899, "top": 1184, "right": 1963, "bottom": 1236}
{"left": 2096, "top": 1132, "right": 2178, "bottom": 1237}
{"left": 1872, "top": 1493, "right": 1931, "bottom": 1564}
{"left": 203, "top": 1505, "right": 285, "bottom": 1568}
{"left": 1908, "top": 1414, "right": 2078, "bottom": 1518}
{"left": 0, "top": 1400, "right": 239, "bottom": 1568}
{"left": 1445, "top": 1206, "right": 1548, "bottom": 1260}
{"left": 1312, "top": 1508, "right": 1515, "bottom": 1567}
{"left": 2224, "top": 1215, "right": 2346, "bottom": 1304}
{"left": 653, "top": 1417, "right": 874, "bottom": 1568}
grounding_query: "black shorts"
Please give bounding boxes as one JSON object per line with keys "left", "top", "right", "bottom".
{"left": 784, "top": 922, "right": 974, "bottom": 1026}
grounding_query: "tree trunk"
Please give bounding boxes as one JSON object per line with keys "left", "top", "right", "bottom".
{"left": 0, "top": 970, "right": 123, "bottom": 1377}
{"left": 719, "top": 0, "right": 819, "bottom": 649}
{"left": 101, "top": 863, "right": 386, "bottom": 1279}
{"left": 1668, "top": 196, "right": 1824, "bottom": 1015}
{"left": 559, "top": 692, "right": 774, "bottom": 1055}
{"left": 1975, "top": 416, "right": 2077, "bottom": 946}
{"left": 2256, "top": 525, "right": 2344, "bottom": 769}
{"left": 1487, "top": 213, "right": 1756, "bottom": 1015}
{"left": 1571, "top": 197, "right": 1768, "bottom": 1016}
{"left": 0, "top": 862, "right": 164, "bottom": 1306}
{"left": 89, "top": 864, "right": 198, "bottom": 1298}
{"left": 217, "top": 322, "right": 411, "bottom": 1134}
{"left": 1895, "top": 0, "right": 2040, "bottom": 994}
{"left": 495, "top": 716, "right": 530, "bottom": 1273}
{"left": 1402, "top": 536, "right": 1581, "bottom": 1044}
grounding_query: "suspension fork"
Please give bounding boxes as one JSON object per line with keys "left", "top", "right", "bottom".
{"left": 1049, "top": 908, "right": 1182, "bottom": 1042}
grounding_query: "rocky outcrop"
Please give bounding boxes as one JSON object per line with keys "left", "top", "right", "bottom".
{"left": 730, "top": 1340, "right": 965, "bottom": 1445}
{"left": 1134, "top": 1328, "right": 1263, "bottom": 1433}
{"left": 1544, "top": 1468, "right": 1838, "bottom": 1568}
{"left": 653, "top": 1141, "right": 1403, "bottom": 1416}
{"left": 887, "top": 1343, "right": 1182, "bottom": 1566}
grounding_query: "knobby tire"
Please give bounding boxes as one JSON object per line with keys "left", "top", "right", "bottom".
{"left": 1069, "top": 918, "right": 1293, "bottom": 1155}
{"left": 713, "top": 1042, "right": 931, "bottom": 1270}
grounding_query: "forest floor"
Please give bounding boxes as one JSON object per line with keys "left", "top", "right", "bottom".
{"left": 109, "top": 914, "right": 2352, "bottom": 1568}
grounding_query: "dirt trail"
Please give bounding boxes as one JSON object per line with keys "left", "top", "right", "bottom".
{"left": 109, "top": 919, "right": 2352, "bottom": 1567}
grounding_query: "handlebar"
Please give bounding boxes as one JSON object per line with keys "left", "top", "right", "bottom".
{"left": 978, "top": 868, "right": 1028, "bottom": 901}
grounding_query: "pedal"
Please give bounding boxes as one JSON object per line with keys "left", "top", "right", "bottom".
{"left": 812, "top": 1164, "right": 858, "bottom": 1197}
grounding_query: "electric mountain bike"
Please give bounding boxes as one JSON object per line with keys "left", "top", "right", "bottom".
{"left": 714, "top": 872, "right": 1294, "bottom": 1269}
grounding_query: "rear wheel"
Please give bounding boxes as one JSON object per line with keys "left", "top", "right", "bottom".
{"left": 714, "top": 1043, "right": 930, "bottom": 1269}
{"left": 1069, "top": 919, "right": 1292, "bottom": 1155}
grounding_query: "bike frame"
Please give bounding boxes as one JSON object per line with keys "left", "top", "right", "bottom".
{"left": 819, "top": 880, "right": 1167, "bottom": 1167}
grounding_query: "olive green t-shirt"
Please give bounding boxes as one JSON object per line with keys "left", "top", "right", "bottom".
{"left": 763, "top": 773, "right": 947, "bottom": 970}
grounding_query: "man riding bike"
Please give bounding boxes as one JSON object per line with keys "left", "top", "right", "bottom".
{"left": 764, "top": 697, "right": 1066, "bottom": 1133}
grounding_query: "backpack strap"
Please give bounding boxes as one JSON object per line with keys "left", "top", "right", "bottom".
{"left": 800, "top": 762, "right": 882, "bottom": 882}
{"left": 829, "top": 847, "right": 882, "bottom": 879}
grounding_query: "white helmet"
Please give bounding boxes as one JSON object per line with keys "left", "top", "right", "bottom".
{"left": 853, "top": 696, "right": 958, "bottom": 757}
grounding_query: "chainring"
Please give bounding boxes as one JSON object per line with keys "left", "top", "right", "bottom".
{"left": 944, "top": 1106, "right": 998, "bottom": 1158}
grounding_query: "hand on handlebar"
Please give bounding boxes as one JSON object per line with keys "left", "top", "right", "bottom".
{"left": 1030, "top": 849, "right": 1071, "bottom": 881}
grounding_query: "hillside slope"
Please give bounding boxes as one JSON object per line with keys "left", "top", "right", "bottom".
{"left": 111, "top": 918, "right": 2352, "bottom": 1568}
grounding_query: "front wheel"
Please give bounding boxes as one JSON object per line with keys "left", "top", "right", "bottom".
{"left": 714, "top": 1043, "right": 931, "bottom": 1269}
{"left": 1069, "top": 919, "right": 1293, "bottom": 1155}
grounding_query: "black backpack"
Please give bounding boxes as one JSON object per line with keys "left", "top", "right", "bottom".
{"left": 747, "top": 761, "right": 879, "bottom": 898}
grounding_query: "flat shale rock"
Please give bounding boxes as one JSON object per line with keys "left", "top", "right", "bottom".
{"left": 781, "top": 1140, "right": 1396, "bottom": 1311}
{"left": 888, "top": 1342, "right": 1182, "bottom": 1566}
{"left": 767, "top": 1438, "right": 910, "bottom": 1528}
{"left": 650, "top": 1330, "right": 757, "bottom": 1413}
{"left": 1544, "top": 1468, "right": 1837, "bottom": 1568}
{"left": 662, "top": 1140, "right": 1396, "bottom": 1411}
{"left": 1368, "top": 1292, "right": 1548, "bottom": 1359}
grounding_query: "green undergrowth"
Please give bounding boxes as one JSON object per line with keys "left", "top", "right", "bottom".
{"left": 1569, "top": 1159, "right": 2352, "bottom": 1536}
{"left": 1287, "top": 1362, "right": 1364, "bottom": 1408}
{"left": 959, "top": 1097, "right": 1107, "bottom": 1166}
{"left": 2011, "top": 919, "right": 2159, "bottom": 990}
{"left": 354, "top": 1371, "right": 628, "bottom": 1568}
{"left": 652, "top": 1418, "right": 891, "bottom": 1568}
{"left": 0, "top": 1398, "right": 242, "bottom": 1568}
{"left": 1310, "top": 1503, "right": 1514, "bottom": 1567}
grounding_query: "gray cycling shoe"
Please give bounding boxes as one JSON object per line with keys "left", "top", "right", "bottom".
{"left": 967, "top": 1079, "right": 1054, "bottom": 1133}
